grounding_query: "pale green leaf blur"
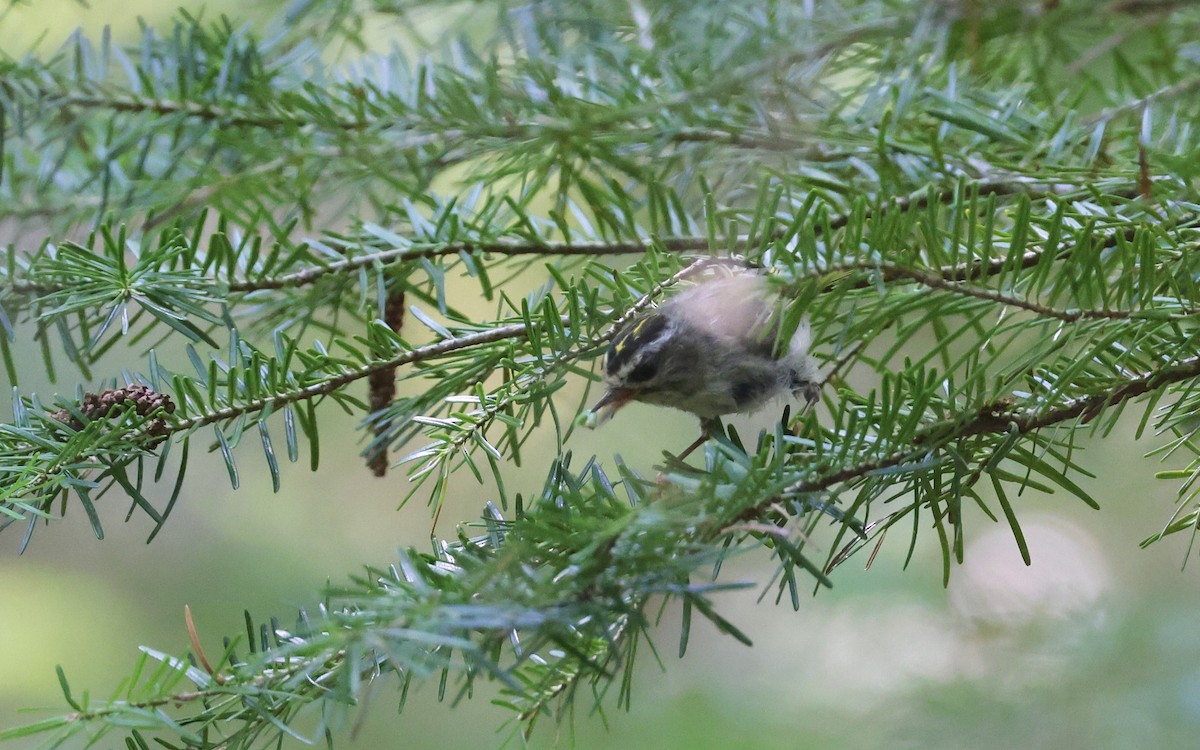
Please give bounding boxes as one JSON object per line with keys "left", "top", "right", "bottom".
{"left": 2, "top": 3, "right": 1199, "bottom": 749}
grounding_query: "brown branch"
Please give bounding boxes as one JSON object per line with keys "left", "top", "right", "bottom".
{"left": 3, "top": 175, "right": 1145, "bottom": 299}
{"left": 772, "top": 353, "right": 1200, "bottom": 506}
{"left": 26, "top": 89, "right": 847, "bottom": 156}
{"left": 226, "top": 175, "right": 1141, "bottom": 293}
{"left": 834, "top": 260, "right": 1158, "bottom": 321}
{"left": 1085, "top": 74, "right": 1200, "bottom": 125}
{"left": 224, "top": 237, "right": 710, "bottom": 292}
{"left": 39, "top": 91, "right": 352, "bottom": 131}
{"left": 1065, "top": 8, "right": 1171, "bottom": 75}
{"left": 171, "top": 318, "right": 564, "bottom": 433}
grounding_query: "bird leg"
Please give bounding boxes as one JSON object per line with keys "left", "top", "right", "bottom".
{"left": 673, "top": 417, "right": 721, "bottom": 462}
{"left": 798, "top": 380, "right": 821, "bottom": 414}
{"left": 674, "top": 433, "right": 709, "bottom": 462}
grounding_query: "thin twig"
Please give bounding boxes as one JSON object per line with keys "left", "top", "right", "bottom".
{"left": 1085, "top": 75, "right": 1200, "bottom": 124}
{"left": 24, "top": 89, "right": 844, "bottom": 155}
{"left": 172, "top": 318, "right": 566, "bottom": 432}
{"left": 772, "top": 353, "right": 1200, "bottom": 506}
{"left": 2, "top": 176, "right": 1147, "bottom": 298}
{"left": 225, "top": 237, "right": 709, "bottom": 292}
{"left": 832, "top": 260, "right": 1169, "bottom": 321}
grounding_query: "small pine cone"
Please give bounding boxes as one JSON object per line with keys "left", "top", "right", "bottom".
{"left": 121, "top": 383, "right": 176, "bottom": 418}
{"left": 51, "top": 385, "right": 176, "bottom": 443}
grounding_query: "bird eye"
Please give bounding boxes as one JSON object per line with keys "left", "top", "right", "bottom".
{"left": 626, "top": 360, "right": 659, "bottom": 384}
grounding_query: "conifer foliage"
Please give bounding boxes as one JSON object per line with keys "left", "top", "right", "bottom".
{"left": 3, "top": 0, "right": 1200, "bottom": 746}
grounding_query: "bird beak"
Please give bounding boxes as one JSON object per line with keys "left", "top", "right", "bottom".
{"left": 588, "top": 388, "right": 634, "bottom": 426}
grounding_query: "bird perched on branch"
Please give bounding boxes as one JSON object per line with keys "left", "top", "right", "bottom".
{"left": 588, "top": 268, "right": 819, "bottom": 457}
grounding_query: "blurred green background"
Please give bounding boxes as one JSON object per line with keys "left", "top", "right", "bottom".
{"left": 4, "top": 3, "right": 1200, "bottom": 749}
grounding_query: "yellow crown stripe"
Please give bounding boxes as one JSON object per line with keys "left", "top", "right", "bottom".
{"left": 612, "top": 316, "right": 651, "bottom": 355}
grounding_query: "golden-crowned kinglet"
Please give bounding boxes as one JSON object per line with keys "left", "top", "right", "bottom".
{"left": 588, "top": 270, "right": 819, "bottom": 432}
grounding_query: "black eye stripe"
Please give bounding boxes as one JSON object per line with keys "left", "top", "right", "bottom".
{"left": 626, "top": 360, "right": 659, "bottom": 384}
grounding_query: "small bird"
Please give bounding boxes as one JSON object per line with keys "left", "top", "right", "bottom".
{"left": 589, "top": 270, "right": 819, "bottom": 455}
